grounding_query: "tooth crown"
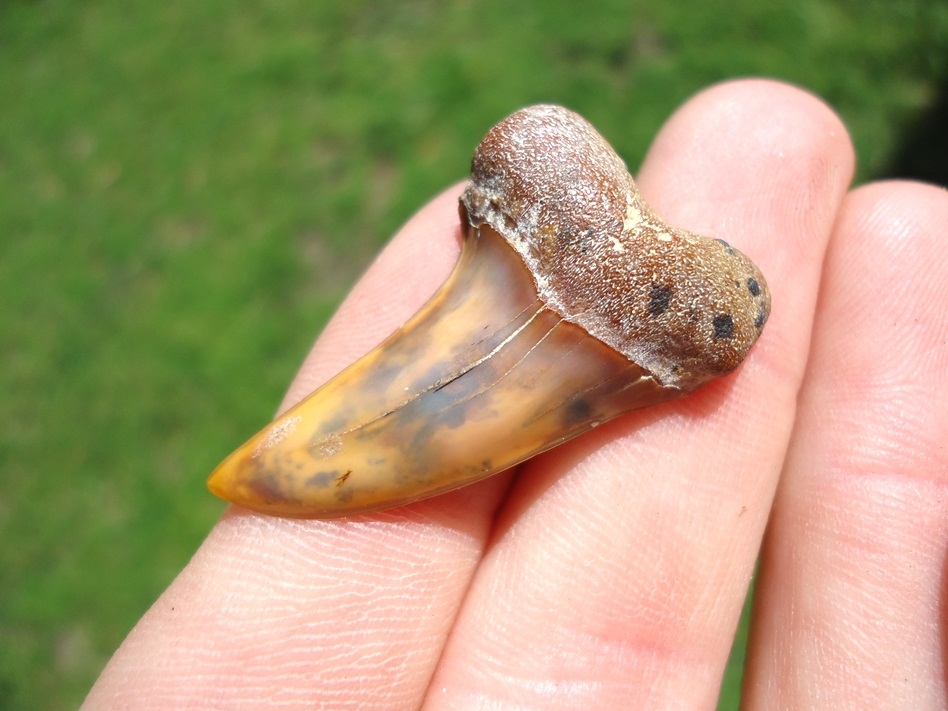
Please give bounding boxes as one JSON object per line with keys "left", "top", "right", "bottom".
{"left": 461, "top": 104, "right": 771, "bottom": 391}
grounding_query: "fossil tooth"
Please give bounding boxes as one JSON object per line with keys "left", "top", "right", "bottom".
{"left": 207, "top": 104, "right": 771, "bottom": 518}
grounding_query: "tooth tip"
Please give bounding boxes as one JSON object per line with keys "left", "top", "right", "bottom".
{"left": 206, "top": 463, "right": 233, "bottom": 501}
{"left": 207, "top": 445, "right": 298, "bottom": 515}
{"left": 207, "top": 446, "right": 253, "bottom": 504}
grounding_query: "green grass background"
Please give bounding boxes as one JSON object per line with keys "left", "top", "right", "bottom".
{"left": 1, "top": 1, "right": 946, "bottom": 708}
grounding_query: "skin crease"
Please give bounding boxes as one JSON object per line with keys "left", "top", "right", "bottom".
{"left": 81, "top": 80, "right": 948, "bottom": 710}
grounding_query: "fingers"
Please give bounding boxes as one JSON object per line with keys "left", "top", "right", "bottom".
{"left": 82, "top": 186, "right": 514, "bottom": 710}
{"left": 84, "top": 80, "right": 866, "bottom": 711}
{"left": 743, "top": 181, "right": 948, "bottom": 709}
{"left": 422, "top": 79, "right": 855, "bottom": 709}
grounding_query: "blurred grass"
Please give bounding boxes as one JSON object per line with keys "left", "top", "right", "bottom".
{"left": 0, "top": 0, "right": 945, "bottom": 708}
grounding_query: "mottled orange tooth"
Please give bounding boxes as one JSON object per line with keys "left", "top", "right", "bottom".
{"left": 208, "top": 104, "right": 771, "bottom": 518}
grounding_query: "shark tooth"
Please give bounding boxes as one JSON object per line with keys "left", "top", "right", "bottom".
{"left": 207, "top": 105, "right": 771, "bottom": 518}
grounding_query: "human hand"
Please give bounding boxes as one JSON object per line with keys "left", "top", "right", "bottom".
{"left": 82, "top": 79, "right": 948, "bottom": 710}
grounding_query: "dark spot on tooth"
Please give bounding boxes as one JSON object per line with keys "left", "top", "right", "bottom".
{"left": 440, "top": 403, "right": 467, "bottom": 429}
{"left": 249, "top": 472, "right": 289, "bottom": 506}
{"left": 306, "top": 471, "right": 337, "bottom": 489}
{"left": 648, "top": 284, "right": 673, "bottom": 316}
{"left": 713, "top": 314, "right": 734, "bottom": 339}
{"left": 564, "top": 398, "right": 592, "bottom": 425}
{"left": 715, "top": 238, "right": 735, "bottom": 254}
{"left": 754, "top": 311, "right": 767, "bottom": 329}
{"left": 747, "top": 278, "right": 760, "bottom": 297}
